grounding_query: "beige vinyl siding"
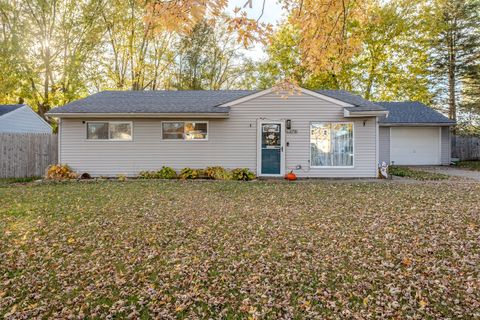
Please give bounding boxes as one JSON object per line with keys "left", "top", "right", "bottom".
{"left": 379, "top": 127, "right": 390, "bottom": 164}
{"left": 59, "top": 92, "right": 378, "bottom": 177}
{"left": 441, "top": 126, "right": 451, "bottom": 165}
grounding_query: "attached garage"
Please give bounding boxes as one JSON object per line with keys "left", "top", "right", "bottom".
{"left": 377, "top": 102, "right": 455, "bottom": 166}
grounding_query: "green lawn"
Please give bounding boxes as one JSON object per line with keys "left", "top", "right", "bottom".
{"left": 1, "top": 180, "right": 479, "bottom": 319}
{"left": 388, "top": 166, "right": 450, "bottom": 180}
{"left": 455, "top": 160, "right": 480, "bottom": 171}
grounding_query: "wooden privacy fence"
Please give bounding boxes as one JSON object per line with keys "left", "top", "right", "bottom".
{"left": 452, "top": 135, "right": 480, "bottom": 160}
{"left": 0, "top": 133, "right": 58, "bottom": 178}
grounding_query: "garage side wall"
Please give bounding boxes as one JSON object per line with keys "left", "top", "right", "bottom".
{"left": 441, "top": 126, "right": 451, "bottom": 165}
{"left": 379, "top": 127, "right": 390, "bottom": 164}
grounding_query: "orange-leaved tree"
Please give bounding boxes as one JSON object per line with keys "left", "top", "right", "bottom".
{"left": 283, "top": 0, "right": 370, "bottom": 74}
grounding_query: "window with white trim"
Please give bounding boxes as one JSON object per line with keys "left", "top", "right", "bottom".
{"left": 162, "top": 121, "right": 208, "bottom": 140}
{"left": 310, "top": 122, "right": 353, "bottom": 167}
{"left": 86, "top": 122, "right": 132, "bottom": 141}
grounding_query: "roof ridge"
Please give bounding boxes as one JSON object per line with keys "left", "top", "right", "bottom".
{"left": 377, "top": 101, "right": 423, "bottom": 104}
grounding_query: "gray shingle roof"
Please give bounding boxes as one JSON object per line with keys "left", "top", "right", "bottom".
{"left": 47, "top": 90, "right": 259, "bottom": 114}
{"left": 47, "top": 89, "right": 389, "bottom": 115}
{"left": 317, "top": 90, "right": 386, "bottom": 111}
{"left": 377, "top": 101, "right": 455, "bottom": 124}
{"left": 0, "top": 104, "right": 24, "bottom": 117}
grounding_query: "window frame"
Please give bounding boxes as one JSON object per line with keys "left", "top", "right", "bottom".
{"left": 85, "top": 121, "right": 133, "bottom": 142}
{"left": 309, "top": 121, "right": 355, "bottom": 169}
{"left": 161, "top": 121, "right": 209, "bottom": 141}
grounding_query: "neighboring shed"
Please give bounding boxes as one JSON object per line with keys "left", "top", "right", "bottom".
{"left": 377, "top": 102, "right": 455, "bottom": 165}
{"left": 0, "top": 104, "right": 52, "bottom": 133}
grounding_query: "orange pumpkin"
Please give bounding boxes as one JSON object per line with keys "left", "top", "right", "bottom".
{"left": 285, "top": 171, "right": 297, "bottom": 181}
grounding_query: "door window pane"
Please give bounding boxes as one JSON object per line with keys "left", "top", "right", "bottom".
{"left": 109, "top": 123, "right": 132, "bottom": 140}
{"left": 162, "top": 122, "right": 184, "bottom": 139}
{"left": 185, "top": 122, "right": 208, "bottom": 140}
{"left": 262, "top": 124, "right": 280, "bottom": 147}
{"left": 310, "top": 123, "right": 353, "bottom": 166}
{"left": 87, "top": 122, "right": 108, "bottom": 140}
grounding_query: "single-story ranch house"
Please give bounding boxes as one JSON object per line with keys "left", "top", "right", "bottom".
{"left": 46, "top": 88, "right": 455, "bottom": 178}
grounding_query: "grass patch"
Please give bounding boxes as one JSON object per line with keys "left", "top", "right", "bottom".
{"left": 0, "top": 177, "right": 40, "bottom": 186}
{"left": 454, "top": 160, "right": 480, "bottom": 171}
{"left": 1, "top": 180, "right": 479, "bottom": 318}
{"left": 388, "top": 166, "right": 450, "bottom": 180}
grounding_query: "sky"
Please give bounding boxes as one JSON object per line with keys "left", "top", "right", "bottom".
{"left": 227, "top": 0, "right": 285, "bottom": 24}
{"left": 226, "top": 0, "right": 286, "bottom": 60}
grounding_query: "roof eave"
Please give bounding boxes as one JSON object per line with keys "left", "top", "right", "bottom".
{"left": 379, "top": 122, "right": 455, "bottom": 127}
{"left": 46, "top": 112, "right": 230, "bottom": 119}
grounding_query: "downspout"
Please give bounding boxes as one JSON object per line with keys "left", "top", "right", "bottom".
{"left": 375, "top": 117, "right": 379, "bottom": 178}
{"left": 58, "top": 118, "right": 62, "bottom": 164}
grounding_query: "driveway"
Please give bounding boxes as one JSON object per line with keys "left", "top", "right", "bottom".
{"left": 419, "top": 166, "right": 480, "bottom": 181}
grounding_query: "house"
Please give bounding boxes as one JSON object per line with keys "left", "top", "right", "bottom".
{"left": 378, "top": 102, "right": 455, "bottom": 165}
{"left": 46, "top": 88, "right": 454, "bottom": 178}
{"left": 0, "top": 104, "right": 52, "bottom": 133}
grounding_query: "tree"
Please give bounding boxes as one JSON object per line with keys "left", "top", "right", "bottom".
{"left": 430, "top": 0, "right": 480, "bottom": 121}
{"left": 100, "top": 0, "right": 175, "bottom": 91}
{"left": 258, "top": 23, "right": 352, "bottom": 90}
{"left": 257, "top": 24, "right": 305, "bottom": 87}
{"left": 282, "top": 0, "right": 368, "bottom": 74}
{"left": 349, "top": 0, "right": 432, "bottom": 103}
{"left": 0, "top": 0, "right": 105, "bottom": 118}
{"left": 0, "top": 0, "right": 27, "bottom": 104}
{"left": 171, "top": 18, "right": 250, "bottom": 90}
{"left": 461, "top": 65, "right": 480, "bottom": 115}
{"left": 261, "top": 0, "right": 433, "bottom": 102}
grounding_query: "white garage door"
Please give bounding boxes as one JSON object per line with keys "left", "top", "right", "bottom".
{"left": 390, "top": 127, "right": 441, "bottom": 165}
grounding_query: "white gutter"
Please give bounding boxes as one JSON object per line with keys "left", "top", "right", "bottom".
{"left": 344, "top": 109, "right": 389, "bottom": 117}
{"left": 46, "top": 112, "right": 230, "bottom": 119}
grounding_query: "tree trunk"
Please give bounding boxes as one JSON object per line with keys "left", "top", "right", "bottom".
{"left": 448, "top": 57, "right": 456, "bottom": 121}
{"left": 39, "top": 43, "right": 51, "bottom": 119}
{"left": 447, "top": 28, "right": 457, "bottom": 137}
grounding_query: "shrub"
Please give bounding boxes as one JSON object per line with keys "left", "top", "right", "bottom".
{"left": 138, "top": 170, "right": 159, "bottom": 179}
{"left": 205, "top": 166, "right": 231, "bottom": 180}
{"left": 179, "top": 168, "right": 200, "bottom": 179}
{"left": 46, "top": 164, "right": 77, "bottom": 180}
{"left": 117, "top": 175, "right": 127, "bottom": 182}
{"left": 138, "top": 167, "right": 177, "bottom": 179}
{"left": 197, "top": 169, "right": 206, "bottom": 179}
{"left": 157, "top": 166, "right": 177, "bottom": 179}
{"left": 231, "top": 168, "right": 256, "bottom": 181}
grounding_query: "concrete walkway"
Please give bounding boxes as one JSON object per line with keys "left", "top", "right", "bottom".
{"left": 419, "top": 166, "right": 480, "bottom": 181}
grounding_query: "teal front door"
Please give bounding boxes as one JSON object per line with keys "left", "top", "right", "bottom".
{"left": 260, "top": 122, "right": 283, "bottom": 176}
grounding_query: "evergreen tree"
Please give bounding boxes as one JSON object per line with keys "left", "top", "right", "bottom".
{"left": 431, "top": 0, "right": 480, "bottom": 121}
